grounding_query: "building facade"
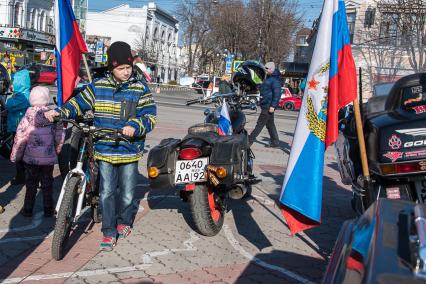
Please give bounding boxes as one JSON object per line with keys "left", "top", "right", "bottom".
{"left": 306, "top": 0, "right": 422, "bottom": 98}
{"left": 345, "top": 0, "right": 420, "bottom": 98}
{"left": 86, "top": 3, "right": 180, "bottom": 83}
{"left": 0, "top": 0, "right": 55, "bottom": 66}
{"left": 0, "top": 0, "right": 88, "bottom": 67}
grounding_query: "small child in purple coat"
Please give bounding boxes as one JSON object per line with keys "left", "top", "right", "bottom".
{"left": 10, "top": 86, "right": 64, "bottom": 217}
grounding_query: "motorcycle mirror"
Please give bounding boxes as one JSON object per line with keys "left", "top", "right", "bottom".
{"left": 204, "top": 108, "right": 211, "bottom": 116}
{"left": 179, "top": 76, "right": 195, "bottom": 86}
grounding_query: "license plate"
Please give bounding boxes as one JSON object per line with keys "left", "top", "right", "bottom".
{"left": 175, "top": 157, "right": 209, "bottom": 184}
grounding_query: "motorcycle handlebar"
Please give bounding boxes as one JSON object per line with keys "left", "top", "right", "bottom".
{"left": 186, "top": 98, "right": 202, "bottom": 106}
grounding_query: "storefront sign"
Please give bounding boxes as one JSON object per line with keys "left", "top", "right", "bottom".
{"left": 21, "top": 29, "right": 55, "bottom": 45}
{"left": 0, "top": 27, "right": 22, "bottom": 39}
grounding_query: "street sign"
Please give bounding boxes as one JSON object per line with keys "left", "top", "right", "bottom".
{"left": 233, "top": 60, "right": 243, "bottom": 72}
{"left": 225, "top": 52, "right": 234, "bottom": 74}
{"left": 95, "top": 41, "right": 104, "bottom": 63}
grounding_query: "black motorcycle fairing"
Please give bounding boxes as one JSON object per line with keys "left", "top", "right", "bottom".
{"left": 323, "top": 199, "right": 425, "bottom": 284}
{"left": 385, "top": 73, "right": 426, "bottom": 111}
{"left": 366, "top": 110, "right": 426, "bottom": 165}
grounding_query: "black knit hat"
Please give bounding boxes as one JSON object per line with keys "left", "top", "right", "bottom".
{"left": 107, "top": 41, "right": 133, "bottom": 71}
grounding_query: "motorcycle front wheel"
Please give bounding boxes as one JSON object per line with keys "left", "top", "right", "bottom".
{"left": 189, "top": 184, "right": 225, "bottom": 236}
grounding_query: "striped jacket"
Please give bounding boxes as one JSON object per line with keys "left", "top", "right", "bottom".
{"left": 58, "top": 76, "right": 156, "bottom": 164}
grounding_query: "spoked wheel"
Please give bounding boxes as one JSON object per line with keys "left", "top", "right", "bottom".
{"left": 188, "top": 184, "right": 225, "bottom": 236}
{"left": 51, "top": 176, "right": 80, "bottom": 260}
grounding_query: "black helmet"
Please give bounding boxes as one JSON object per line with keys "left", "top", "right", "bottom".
{"left": 232, "top": 60, "right": 266, "bottom": 91}
{"left": 0, "top": 64, "right": 10, "bottom": 94}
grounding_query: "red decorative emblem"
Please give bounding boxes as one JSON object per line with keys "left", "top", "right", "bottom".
{"left": 388, "top": 134, "right": 402, "bottom": 150}
{"left": 413, "top": 106, "right": 426, "bottom": 114}
{"left": 308, "top": 77, "right": 320, "bottom": 90}
{"left": 112, "top": 60, "right": 118, "bottom": 66}
{"left": 384, "top": 151, "right": 403, "bottom": 162}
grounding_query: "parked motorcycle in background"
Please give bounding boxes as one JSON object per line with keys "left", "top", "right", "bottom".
{"left": 335, "top": 73, "right": 426, "bottom": 214}
{"left": 147, "top": 61, "right": 264, "bottom": 236}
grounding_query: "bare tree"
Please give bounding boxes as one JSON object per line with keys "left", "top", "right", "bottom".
{"left": 177, "top": 0, "right": 300, "bottom": 75}
{"left": 133, "top": 33, "right": 159, "bottom": 64}
{"left": 376, "top": 0, "right": 426, "bottom": 72}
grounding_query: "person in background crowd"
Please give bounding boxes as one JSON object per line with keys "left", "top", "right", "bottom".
{"left": 10, "top": 86, "right": 64, "bottom": 217}
{"left": 299, "top": 77, "right": 307, "bottom": 96}
{"left": 44, "top": 41, "right": 157, "bottom": 251}
{"left": 219, "top": 74, "right": 232, "bottom": 94}
{"left": 1, "top": 54, "right": 16, "bottom": 79}
{"left": 248, "top": 61, "right": 281, "bottom": 148}
{"left": 6, "top": 69, "right": 31, "bottom": 185}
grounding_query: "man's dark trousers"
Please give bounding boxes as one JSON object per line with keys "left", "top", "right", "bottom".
{"left": 249, "top": 109, "right": 280, "bottom": 146}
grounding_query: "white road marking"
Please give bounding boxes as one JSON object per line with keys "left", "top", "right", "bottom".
{"left": 251, "top": 194, "right": 276, "bottom": 206}
{"left": 0, "top": 232, "right": 53, "bottom": 244}
{"left": 0, "top": 212, "right": 43, "bottom": 234}
{"left": 142, "top": 231, "right": 200, "bottom": 264}
{"left": 223, "top": 225, "right": 315, "bottom": 284}
{"left": 1, "top": 194, "right": 316, "bottom": 284}
{"left": 1, "top": 231, "right": 199, "bottom": 283}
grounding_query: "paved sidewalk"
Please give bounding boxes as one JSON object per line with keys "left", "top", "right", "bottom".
{"left": 0, "top": 104, "right": 355, "bottom": 284}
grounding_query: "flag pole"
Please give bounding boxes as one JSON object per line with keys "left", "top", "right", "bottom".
{"left": 82, "top": 53, "right": 93, "bottom": 83}
{"left": 353, "top": 98, "right": 369, "bottom": 178}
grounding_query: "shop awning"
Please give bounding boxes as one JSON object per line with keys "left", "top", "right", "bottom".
{"left": 282, "top": 62, "right": 309, "bottom": 78}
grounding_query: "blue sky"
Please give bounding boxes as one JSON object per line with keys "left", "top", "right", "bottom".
{"left": 89, "top": 0, "right": 323, "bottom": 27}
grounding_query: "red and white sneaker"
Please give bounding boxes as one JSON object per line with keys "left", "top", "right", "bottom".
{"left": 99, "top": 236, "right": 116, "bottom": 251}
{"left": 117, "top": 224, "right": 131, "bottom": 239}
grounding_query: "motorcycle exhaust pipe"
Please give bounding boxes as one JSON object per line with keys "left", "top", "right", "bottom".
{"left": 228, "top": 185, "right": 247, "bottom": 200}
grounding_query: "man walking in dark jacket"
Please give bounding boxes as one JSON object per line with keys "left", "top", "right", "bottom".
{"left": 249, "top": 62, "right": 281, "bottom": 148}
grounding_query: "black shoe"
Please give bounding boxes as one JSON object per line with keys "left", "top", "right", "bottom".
{"left": 265, "top": 143, "right": 280, "bottom": 148}
{"left": 20, "top": 208, "right": 33, "bottom": 217}
{"left": 44, "top": 207, "right": 54, "bottom": 217}
{"left": 11, "top": 177, "right": 25, "bottom": 185}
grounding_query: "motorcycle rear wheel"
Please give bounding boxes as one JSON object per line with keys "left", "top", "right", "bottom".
{"left": 189, "top": 184, "right": 224, "bottom": 236}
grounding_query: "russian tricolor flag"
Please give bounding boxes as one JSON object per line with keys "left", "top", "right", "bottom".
{"left": 218, "top": 101, "right": 233, "bottom": 136}
{"left": 279, "top": 0, "right": 357, "bottom": 235}
{"left": 55, "top": 0, "right": 88, "bottom": 106}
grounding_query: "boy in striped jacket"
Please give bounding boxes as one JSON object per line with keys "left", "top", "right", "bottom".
{"left": 45, "top": 41, "right": 157, "bottom": 251}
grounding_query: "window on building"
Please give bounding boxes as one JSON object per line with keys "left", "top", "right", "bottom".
{"left": 379, "top": 13, "right": 398, "bottom": 46}
{"left": 347, "top": 12, "right": 356, "bottom": 43}
{"left": 13, "top": 4, "right": 20, "bottom": 26}
{"left": 297, "top": 36, "right": 307, "bottom": 45}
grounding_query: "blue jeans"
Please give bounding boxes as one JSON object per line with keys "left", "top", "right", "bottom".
{"left": 98, "top": 161, "right": 138, "bottom": 237}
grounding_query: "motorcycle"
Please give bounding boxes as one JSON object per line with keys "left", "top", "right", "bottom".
{"left": 147, "top": 91, "right": 259, "bottom": 236}
{"left": 335, "top": 73, "right": 426, "bottom": 214}
{"left": 323, "top": 198, "right": 426, "bottom": 283}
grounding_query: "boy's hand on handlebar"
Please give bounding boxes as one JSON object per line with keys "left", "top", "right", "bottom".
{"left": 44, "top": 110, "right": 60, "bottom": 122}
{"left": 123, "top": 126, "right": 135, "bottom": 137}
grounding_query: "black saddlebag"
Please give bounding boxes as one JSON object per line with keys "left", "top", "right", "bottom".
{"left": 210, "top": 134, "right": 248, "bottom": 185}
{"left": 147, "top": 138, "right": 180, "bottom": 189}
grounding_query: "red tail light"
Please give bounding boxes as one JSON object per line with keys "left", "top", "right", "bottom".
{"left": 179, "top": 148, "right": 202, "bottom": 160}
{"left": 380, "top": 161, "right": 426, "bottom": 175}
{"left": 396, "top": 163, "right": 419, "bottom": 173}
